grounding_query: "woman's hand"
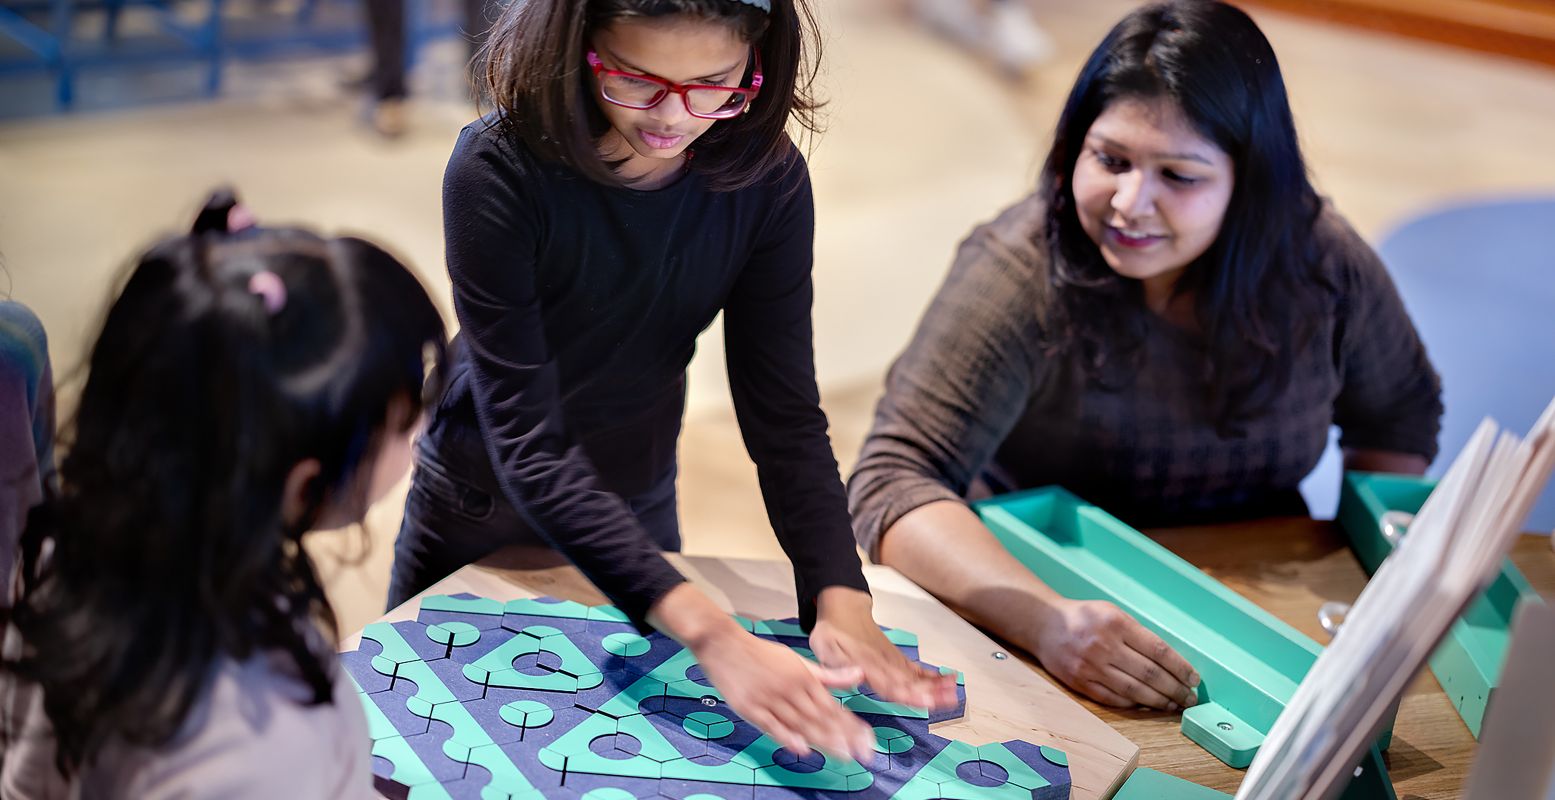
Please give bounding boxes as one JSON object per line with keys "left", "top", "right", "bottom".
{"left": 649, "top": 583, "right": 875, "bottom": 762}
{"left": 808, "top": 587, "right": 960, "bottom": 711}
{"left": 1031, "top": 597, "right": 1200, "bottom": 710}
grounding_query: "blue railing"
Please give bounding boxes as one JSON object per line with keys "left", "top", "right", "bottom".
{"left": 0, "top": 0, "right": 467, "bottom": 111}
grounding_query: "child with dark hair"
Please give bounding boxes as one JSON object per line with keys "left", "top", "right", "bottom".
{"left": 0, "top": 192, "right": 448, "bottom": 797}
{"left": 391, "top": 0, "right": 955, "bottom": 761}
{"left": 849, "top": 1, "right": 1442, "bottom": 711}
{"left": 0, "top": 300, "right": 53, "bottom": 607}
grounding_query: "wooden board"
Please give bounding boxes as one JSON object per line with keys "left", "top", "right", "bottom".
{"left": 345, "top": 546, "right": 1140, "bottom": 800}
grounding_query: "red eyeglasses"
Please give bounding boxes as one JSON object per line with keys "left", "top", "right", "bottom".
{"left": 587, "top": 50, "right": 764, "bottom": 120}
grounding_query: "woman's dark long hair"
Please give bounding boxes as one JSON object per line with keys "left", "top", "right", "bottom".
{"left": 1041, "top": 0, "right": 1330, "bottom": 433}
{"left": 5, "top": 191, "right": 447, "bottom": 776}
{"left": 478, "top": 0, "right": 823, "bottom": 191}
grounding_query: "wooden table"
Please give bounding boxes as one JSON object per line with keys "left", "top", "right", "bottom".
{"left": 1075, "top": 519, "right": 1555, "bottom": 799}
{"left": 349, "top": 526, "right": 1554, "bottom": 799}
{"left": 350, "top": 547, "right": 1141, "bottom": 800}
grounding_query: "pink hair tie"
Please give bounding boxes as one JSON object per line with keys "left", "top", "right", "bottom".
{"left": 227, "top": 203, "right": 257, "bottom": 233}
{"left": 247, "top": 271, "right": 287, "bottom": 315}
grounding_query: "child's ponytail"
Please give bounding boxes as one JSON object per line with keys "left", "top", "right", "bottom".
{"left": 4, "top": 190, "right": 447, "bottom": 778}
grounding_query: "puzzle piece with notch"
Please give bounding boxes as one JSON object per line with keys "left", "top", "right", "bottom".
{"left": 345, "top": 594, "right": 1071, "bottom": 799}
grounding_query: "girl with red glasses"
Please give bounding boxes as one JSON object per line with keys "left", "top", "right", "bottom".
{"left": 390, "top": 0, "right": 957, "bottom": 762}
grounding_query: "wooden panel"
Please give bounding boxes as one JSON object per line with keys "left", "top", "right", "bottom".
{"left": 1242, "top": 0, "right": 1555, "bottom": 67}
{"left": 346, "top": 548, "right": 1140, "bottom": 800}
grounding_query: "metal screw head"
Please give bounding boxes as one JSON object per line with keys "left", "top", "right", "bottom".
{"left": 992, "top": 651, "right": 1008, "bottom": 660}
{"left": 701, "top": 697, "right": 717, "bottom": 707}
{"left": 1218, "top": 722, "right": 1234, "bottom": 731}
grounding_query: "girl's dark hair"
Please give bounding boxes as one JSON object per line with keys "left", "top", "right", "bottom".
{"left": 478, "top": 0, "right": 822, "bottom": 191}
{"left": 1041, "top": 0, "right": 1330, "bottom": 433}
{"left": 5, "top": 190, "right": 447, "bottom": 776}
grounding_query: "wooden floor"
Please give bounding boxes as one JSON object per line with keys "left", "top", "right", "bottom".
{"left": 3, "top": 0, "right": 1554, "bottom": 646}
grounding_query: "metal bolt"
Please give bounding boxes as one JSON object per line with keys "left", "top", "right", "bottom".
{"left": 992, "top": 651, "right": 1008, "bottom": 660}
{"left": 1218, "top": 722, "right": 1234, "bottom": 731}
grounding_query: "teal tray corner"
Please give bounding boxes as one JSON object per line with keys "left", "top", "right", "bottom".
{"left": 1337, "top": 471, "right": 1543, "bottom": 739}
{"left": 1115, "top": 768, "right": 1231, "bottom": 800}
{"left": 974, "top": 487, "right": 1393, "bottom": 772}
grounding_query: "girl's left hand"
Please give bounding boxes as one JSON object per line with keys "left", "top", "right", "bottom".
{"left": 809, "top": 587, "right": 960, "bottom": 711}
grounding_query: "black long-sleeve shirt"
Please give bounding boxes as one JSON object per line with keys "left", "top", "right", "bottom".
{"left": 438, "top": 119, "right": 867, "bottom": 628}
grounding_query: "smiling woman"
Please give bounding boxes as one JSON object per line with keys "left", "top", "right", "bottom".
{"left": 847, "top": 0, "right": 1443, "bottom": 715}
{"left": 1073, "top": 97, "right": 1234, "bottom": 320}
{"left": 391, "top": 0, "right": 959, "bottom": 766}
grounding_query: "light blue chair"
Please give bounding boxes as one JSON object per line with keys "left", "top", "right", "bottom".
{"left": 1302, "top": 196, "right": 1555, "bottom": 532}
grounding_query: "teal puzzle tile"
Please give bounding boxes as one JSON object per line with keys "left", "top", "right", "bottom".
{"left": 357, "top": 673, "right": 409, "bottom": 741}
{"left": 399, "top": 720, "right": 470, "bottom": 785}
{"left": 371, "top": 734, "right": 448, "bottom": 791}
{"left": 751, "top": 619, "right": 809, "bottom": 639}
{"left": 586, "top": 605, "right": 631, "bottom": 623}
{"left": 366, "top": 681, "right": 432, "bottom": 738}
{"left": 363, "top": 622, "right": 426, "bottom": 677}
{"left": 504, "top": 597, "right": 593, "bottom": 620}
{"left": 404, "top": 784, "right": 459, "bottom": 800}
{"left": 395, "top": 660, "right": 466, "bottom": 719}
{"left": 575, "top": 669, "right": 667, "bottom": 718}
{"left": 662, "top": 753, "right": 759, "bottom": 786}
{"left": 425, "top": 657, "right": 489, "bottom": 704}
{"left": 510, "top": 789, "right": 582, "bottom": 800}
{"left": 562, "top": 774, "right": 669, "bottom": 799}
{"left": 420, "top": 594, "right": 507, "bottom": 623}
{"left": 343, "top": 638, "right": 395, "bottom": 694}
{"left": 659, "top": 777, "right": 758, "bottom": 800}
{"left": 464, "top": 742, "right": 538, "bottom": 797}
{"left": 504, "top": 612, "right": 589, "bottom": 637}
{"left": 668, "top": 678, "right": 722, "bottom": 705}
{"left": 396, "top": 619, "right": 464, "bottom": 664}
{"left": 427, "top": 621, "right": 484, "bottom": 651}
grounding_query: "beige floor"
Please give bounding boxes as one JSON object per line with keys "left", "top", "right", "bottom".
{"left": 3, "top": 1, "right": 1554, "bottom": 633}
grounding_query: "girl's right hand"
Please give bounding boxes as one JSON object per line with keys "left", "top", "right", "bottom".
{"left": 648, "top": 583, "right": 875, "bottom": 763}
{"left": 691, "top": 626, "right": 877, "bottom": 763}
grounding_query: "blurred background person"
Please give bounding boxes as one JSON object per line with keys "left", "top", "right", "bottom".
{"left": 362, "top": 0, "right": 498, "bottom": 137}
{"left": 909, "top": 0, "right": 1054, "bottom": 78}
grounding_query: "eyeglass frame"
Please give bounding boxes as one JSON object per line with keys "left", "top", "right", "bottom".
{"left": 586, "top": 49, "right": 764, "bottom": 120}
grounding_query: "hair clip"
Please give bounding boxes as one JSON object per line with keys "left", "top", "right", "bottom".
{"left": 729, "top": 0, "right": 771, "bottom": 12}
{"left": 247, "top": 270, "right": 288, "bottom": 315}
{"left": 227, "top": 203, "right": 257, "bottom": 234}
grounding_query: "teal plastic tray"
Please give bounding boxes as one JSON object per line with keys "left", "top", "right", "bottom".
{"left": 1337, "top": 471, "right": 1543, "bottom": 739}
{"left": 1114, "top": 768, "right": 1231, "bottom": 799}
{"left": 976, "top": 487, "right": 1393, "bottom": 772}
